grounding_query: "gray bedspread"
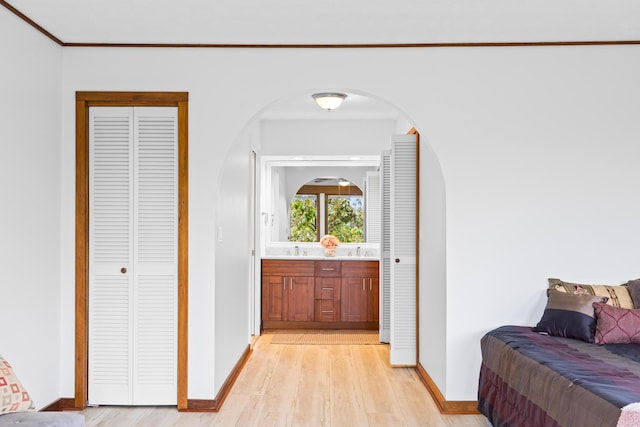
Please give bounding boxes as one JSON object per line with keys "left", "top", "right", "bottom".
{"left": 0, "top": 412, "right": 85, "bottom": 427}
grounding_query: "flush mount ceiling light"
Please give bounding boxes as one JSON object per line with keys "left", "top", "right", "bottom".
{"left": 312, "top": 92, "right": 347, "bottom": 111}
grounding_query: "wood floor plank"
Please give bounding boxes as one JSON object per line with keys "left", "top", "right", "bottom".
{"left": 254, "top": 410, "right": 292, "bottom": 427}
{"left": 231, "top": 334, "right": 281, "bottom": 396}
{"left": 291, "top": 345, "right": 331, "bottom": 426}
{"left": 210, "top": 394, "right": 253, "bottom": 426}
{"left": 367, "top": 411, "right": 407, "bottom": 426}
{"left": 387, "top": 370, "right": 448, "bottom": 426}
{"left": 80, "top": 331, "right": 488, "bottom": 427}
{"left": 351, "top": 344, "right": 395, "bottom": 415}
{"left": 328, "top": 345, "right": 369, "bottom": 427}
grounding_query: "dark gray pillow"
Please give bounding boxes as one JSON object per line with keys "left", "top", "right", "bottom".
{"left": 627, "top": 279, "right": 640, "bottom": 309}
{"left": 533, "top": 289, "right": 608, "bottom": 343}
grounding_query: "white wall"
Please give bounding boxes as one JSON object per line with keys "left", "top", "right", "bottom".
{"left": 281, "top": 166, "right": 376, "bottom": 203}
{"left": 431, "top": 46, "right": 640, "bottom": 399}
{"left": 215, "top": 125, "right": 252, "bottom": 392}
{"left": 419, "top": 141, "right": 448, "bottom": 393}
{"left": 50, "top": 44, "right": 640, "bottom": 402}
{"left": 0, "top": 9, "right": 62, "bottom": 408}
{"left": 261, "top": 119, "right": 397, "bottom": 156}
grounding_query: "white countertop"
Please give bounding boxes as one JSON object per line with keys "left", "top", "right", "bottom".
{"left": 262, "top": 255, "right": 379, "bottom": 261}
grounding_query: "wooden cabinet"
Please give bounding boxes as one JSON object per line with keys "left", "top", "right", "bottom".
{"left": 262, "top": 275, "right": 285, "bottom": 321}
{"left": 341, "top": 261, "right": 379, "bottom": 322}
{"left": 261, "top": 259, "right": 378, "bottom": 329}
{"left": 314, "top": 261, "right": 341, "bottom": 322}
{"left": 261, "top": 260, "right": 314, "bottom": 322}
{"left": 287, "top": 276, "right": 315, "bottom": 321}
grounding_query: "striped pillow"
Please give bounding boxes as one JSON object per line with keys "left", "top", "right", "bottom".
{"left": 548, "top": 278, "right": 633, "bottom": 309}
{"left": 533, "top": 289, "right": 608, "bottom": 343}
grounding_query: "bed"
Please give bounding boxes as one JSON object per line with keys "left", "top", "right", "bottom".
{"left": 478, "top": 278, "right": 640, "bottom": 427}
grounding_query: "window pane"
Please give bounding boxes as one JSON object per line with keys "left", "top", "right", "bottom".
{"left": 327, "top": 195, "right": 364, "bottom": 243}
{"left": 289, "top": 195, "right": 317, "bottom": 242}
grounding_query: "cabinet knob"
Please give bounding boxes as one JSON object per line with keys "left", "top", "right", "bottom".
{"left": 121, "top": 267, "right": 127, "bottom": 274}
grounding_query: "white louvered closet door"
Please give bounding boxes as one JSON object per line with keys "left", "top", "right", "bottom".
{"left": 389, "top": 134, "right": 417, "bottom": 365}
{"left": 89, "top": 106, "right": 178, "bottom": 406}
{"left": 379, "top": 152, "right": 391, "bottom": 343}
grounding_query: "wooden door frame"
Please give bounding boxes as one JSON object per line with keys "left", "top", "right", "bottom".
{"left": 407, "top": 127, "right": 420, "bottom": 365}
{"left": 75, "top": 91, "right": 189, "bottom": 410}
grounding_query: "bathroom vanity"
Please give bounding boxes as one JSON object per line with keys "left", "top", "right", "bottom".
{"left": 261, "top": 258, "right": 380, "bottom": 330}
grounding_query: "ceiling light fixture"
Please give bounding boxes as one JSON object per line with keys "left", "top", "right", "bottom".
{"left": 312, "top": 92, "right": 347, "bottom": 111}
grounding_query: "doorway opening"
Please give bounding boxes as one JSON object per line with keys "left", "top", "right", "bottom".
{"left": 229, "top": 89, "right": 421, "bottom": 365}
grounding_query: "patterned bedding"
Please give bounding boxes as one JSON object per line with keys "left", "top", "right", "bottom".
{"left": 478, "top": 325, "right": 640, "bottom": 427}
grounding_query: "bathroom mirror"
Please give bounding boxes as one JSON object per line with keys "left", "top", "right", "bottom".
{"left": 263, "top": 156, "right": 380, "bottom": 244}
{"left": 289, "top": 177, "right": 363, "bottom": 243}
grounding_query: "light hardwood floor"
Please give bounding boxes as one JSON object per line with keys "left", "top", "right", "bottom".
{"left": 79, "top": 332, "right": 487, "bottom": 426}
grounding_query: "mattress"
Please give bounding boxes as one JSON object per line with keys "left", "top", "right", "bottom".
{"left": 478, "top": 325, "right": 640, "bottom": 427}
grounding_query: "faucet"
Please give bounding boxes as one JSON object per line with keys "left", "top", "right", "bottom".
{"left": 356, "top": 246, "right": 361, "bottom": 256}
{"left": 294, "top": 246, "right": 299, "bottom": 256}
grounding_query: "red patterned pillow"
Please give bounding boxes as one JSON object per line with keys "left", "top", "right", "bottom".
{"left": 0, "top": 356, "right": 35, "bottom": 414}
{"left": 593, "top": 302, "right": 640, "bottom": 344}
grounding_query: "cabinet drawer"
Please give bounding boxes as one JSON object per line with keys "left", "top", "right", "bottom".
{"left": 314, "top": 300, "right": 340, "bottom": 322}
{"left": 341, "top": 260, "right": 379, "bottom": 278}
{"left": 315, "top": 277, "right": 340, "bottom": 300}
{"left": 315, "top": 261, "right": 341, "bottom": 277}
{"left": 262, "top": 259, "right": 315, "bottom": 276}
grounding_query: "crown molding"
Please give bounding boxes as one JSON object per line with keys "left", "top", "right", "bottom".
{"left": 3, "top": 1, "right": 640, "bottom": 49}
{"left": 1, "top": 0, "right": 63, "bottom": 45}
{"left": 61, "top": 40, "right": 640, "bottom": 48}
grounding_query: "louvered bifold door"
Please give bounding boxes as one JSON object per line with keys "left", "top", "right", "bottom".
{"left": 132, "top": 107, "right": 178, "bottom": 405}
{"left": 379, "top": 153, "right": 391, "bottom": 343}
{"left": 390, "top": 135, "right": 417, "bottom": 365}
{"left": 89, "top": 107, "right": 135, "bottom": 405}
{"left": 89, "top": 107, "right": 178, "bottom": 406}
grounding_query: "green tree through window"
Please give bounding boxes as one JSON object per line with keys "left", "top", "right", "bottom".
{"left": 289, "top": 195, "right": 317, "bottom": 242}
{"left": 328, "top": 196, "right": 364, "bottom": 243}
{"left": 289, "top": 181, "right": 365, "bottom": 243}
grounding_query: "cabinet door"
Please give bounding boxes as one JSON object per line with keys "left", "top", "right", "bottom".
{"left": 262, "top": 275, "right": 284, "bottom": 321}
{"left": 367, "top": 278, "right": 380, "bottom": 322}
{"left": 341, "top": 277, "right": 368, "bottom": 322}
{"left": 287, "top": 277, "right": 315, "bottom": 321}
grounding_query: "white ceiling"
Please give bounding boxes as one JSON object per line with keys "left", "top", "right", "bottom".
{"left": 6, "top": 0, "right": 640, "bottom": 45}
